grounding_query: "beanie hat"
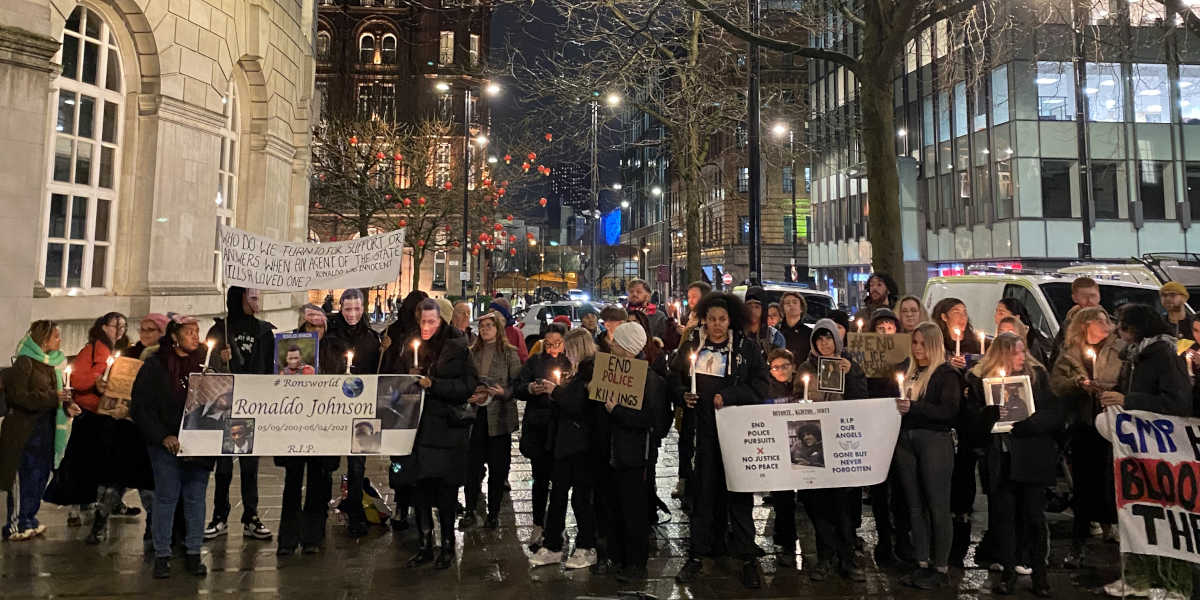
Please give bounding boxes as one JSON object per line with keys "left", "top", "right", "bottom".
{"left": 869, "top": 308, "right": 900, "bottom": 330}
{"left": 612, "top": 322, "right": 648, "bottom": 356}
{"left": 142, "top": 313, "right": 169, "bottom": 334}
{"left": 1162, "top": 281, "right": 1190, "bottom": 299}
{"left": 435, "top": 297, "right": 454, "bottom": 324}
{"left": 552, "top": 315, "right": 572, "bottom": 327}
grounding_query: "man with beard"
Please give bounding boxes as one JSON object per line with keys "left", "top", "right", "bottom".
{"left": 326, "top": 288, "right": 381, "bottom": 538}
{"left": 626, "top": 279, "right": 667, "bottom": 342}
{"left": 203, "top": 287, "right": 274, "bottom": 542}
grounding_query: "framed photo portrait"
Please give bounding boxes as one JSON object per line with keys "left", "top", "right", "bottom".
{"left": 816, "top": 356, "right": 845, "bottom": 394}
{"left": 982, "top": 374, "right": 1036, "bottom": 433}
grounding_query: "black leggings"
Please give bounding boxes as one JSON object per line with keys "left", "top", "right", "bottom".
{"left": 530, "top": 455, "right": 552, "bottom": 528}
{"left": 543, "top": 454, "right": 596, "bottom": 553}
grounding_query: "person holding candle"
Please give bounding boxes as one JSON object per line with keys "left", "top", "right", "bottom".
{"left": 47, "top": 312, "right": 155, "bottom": 546}
{"left": 514, "top": 323, "right": 571, "bottom": 552}
{"left": 378, "top": 290, "right": 429, "bottom": 534}
{"left": 204, "top": 287, "right": 275, "bottom": 543}
{"left": 1, "top": 320, "right": 78, "bottom": 541}
{"left": 670, "top": 291, "right": 770, "bottom": 589}
{"left": 894, "top": 322, "right": 963, "bottom": 590}
{"left": 865, "top": 307, "right": 915, "bottom": 567}
{"left": 965, "top": 332, "right": 1061, "bottom": 596}
{"left": 463, "top": 311, "right": 522, "bottom": 531}
{"left": 274, "top": 307, "right": 345, "bottom": 556}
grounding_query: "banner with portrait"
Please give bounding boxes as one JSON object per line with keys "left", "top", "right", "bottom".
{"left": 177, "top": 373, "right": 423, "bottom": 457}
{"left": 714, "top": 398, "right": 902, "bottom": 492}
{"left": 1097, "top": 407, "right": 1200, "bottom": 566}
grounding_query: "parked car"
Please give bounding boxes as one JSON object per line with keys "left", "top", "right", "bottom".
{"left": 731, "top": 282, "right": 834, "bottom": 324}
{"left": 1059, "top": 253, "right": 1200, "bottom": 312}
{"left": 566, "top": 288, "right": 590, "bottom": 302}
{"left": 921, "top": 272, "right": 1172, "bottom": 339}
{"left": 516, "top": 301, "right": 605, "bottom": 348}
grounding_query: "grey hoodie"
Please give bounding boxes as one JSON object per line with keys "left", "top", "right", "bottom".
{"left": 809, "top": 318, "right": 843, "bottom": 357}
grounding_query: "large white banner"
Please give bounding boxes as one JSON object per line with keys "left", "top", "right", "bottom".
{"left": 178, "top": 373, "right": 422, "bottom": 457}
{"left": 715, "top": 398, "right": 901, "bottom": 492}
{"left": 1097, "top": 407, "right": 1200, "bottom": 565}
{"left": 218, "top": 224, "right": 406, "bottom": 291}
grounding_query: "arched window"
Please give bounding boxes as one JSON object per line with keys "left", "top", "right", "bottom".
{"left": 214, "top": 85, "right": 239, "bottom": 283}
{"left": 359, "top": 33, "right": 375, "bottom": 64}
{"left": 43, "top": 5, "right": 123, "bottom": 292}
{"left": 317, "top": 30, "right": 331, "bottom": 60}
{"left": 381, "top": 34, "right": 397, "bottom": 64}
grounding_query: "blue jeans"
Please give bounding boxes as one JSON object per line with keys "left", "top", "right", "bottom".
{"left": 6, "top": 411, "right": 55, "bottom": 532}
{"left": 148, "top": 446, "right": 209, "bottom": 557}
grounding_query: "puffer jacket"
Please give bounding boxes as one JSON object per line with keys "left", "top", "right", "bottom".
{"left": 1117, "top": 334, "right": 1193, "bottom": 417}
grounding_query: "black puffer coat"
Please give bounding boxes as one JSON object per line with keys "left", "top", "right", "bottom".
{"left": 1117, "top": 334, "right": 1193, "bottom": 417}
{"left": 395, "top": 323, "right": 477, "bottom": 483}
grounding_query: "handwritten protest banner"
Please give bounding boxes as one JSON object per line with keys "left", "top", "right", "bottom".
{"left": 588, "top": 351, "right": 648, "bottom": 410}
{"left": 104, "top": 356, "right": 143, "bottom": 400}
{"left": 1097, "top": 407, "right": 1200, "bottom": 565}
{"left": 218, "top": 224, "right": 406, "bottom": 291}
{"left": 845, "top": 333, "right": 911, "bottom": 378}
{"left": 177, "top": 374, "right": 422, "bottom": 456}
{"left": 715, "top": 398, "right": 901, "bottom": 492}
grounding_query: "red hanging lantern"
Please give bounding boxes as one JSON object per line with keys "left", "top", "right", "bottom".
{"left": 417, "top": 239, "right": 426, "bottom": 247}
{"left": 493, "top": 223, "right": 504, "bottom": 231}
{"left": 509, "top": 248, "right": 517, "bottom": 256}
{"left": 444, "top": 225, "right": 452, "bottom": 232}
{"left": 503, "top": 154, "right": 512, "bottom": 164}
{"left": 376, "top": 151, "right": 385, "bottom": 160}
{"left": 521, "top": 162, "right": 531, "bottom": 173}
{"left": 492, "top": 200, "right": 499, "bottom": 208}
{"left": 452, "top": 241, "right": 460, "bottom": 248}
{"left": 443, "top": 181, "right": 453, "bottom": 190}
{"left": 471, "top": 248, "right": 479, "bottom": 255}
{"left": 482, "top": 178, "right": 492, "bottom": 188}
{"left": 502, "top": 180, "right": 510, "bottom": 187}
{"left": 545, "top": 133, "right": 553, "bottom": 142}
{"left": 349, "top": 136, "right": 358, "bottom": 145}
{"left": 527, "top": 152, "right": 537, "bottom": 161}
{"left": 418, "top": 197, "right": 427, "bottom": 206}
{"left": 384, "top": 193, "right": 392, "bottom": 201}
{"left": 497, "top": 187, "right": 506, "bottom": 196}
{"left": 526, "top": 232, "right": 535, "bottom": 240}
{"left": 398, "top": 218, "right": 407, "bottom": 227}
{"left": 538, "top": 197, "right": 547, "bottom": 207}
{"left": 394, "top": 153, "right": 403, "bottom": 161}
{"left": 506, "top": 214, "right": 513, "bottom": 221}
{"left": 481, "top": 216, "right": 489, "bottom": 224}
{"left": 330, "top": 236, "right": 338, "bottom": 242}
{"left": 509, "top": 235, "right": 517, "bottom": 242}
{"left": 403, "top": 198, "right": 412, "bottom": 207}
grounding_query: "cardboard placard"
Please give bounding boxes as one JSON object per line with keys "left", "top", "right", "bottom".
{"left": 588, "top": 352, "right": 648, "bottom": 410}
{"left": 104, "top": 356, "right": 143, "bottom": 400}
{"left": 845, "top": 333, "right": 912, "bottom": 378}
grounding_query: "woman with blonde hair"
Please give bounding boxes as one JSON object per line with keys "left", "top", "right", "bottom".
{"left": 966, "top": 332, "right": 1061, "bottom": 596}
{"left": 894, "top": 322, "right": 963, "bottom": 590}
{"left": 463, "top": 311, "right": 522, "bottom": 530}
{"left": 1049, "top": 306, "right": 1123, "bottom": 568}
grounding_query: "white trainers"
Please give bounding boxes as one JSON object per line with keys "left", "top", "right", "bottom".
{"left": 529, "top": 547, "right": 563, "bottom": 567}
{"left": 564, "top": 548, "right": 597, "bottom": 570}
{"left": 526, "top": 525, "right": 544, "bottom": 550}
{"left": 1089, "top": 521, "right": 1103, "bottom": 537}
{"left": 1015, "top": 565, "right": 1032, "bottom": 576}
{"left": 1104, "top": 578, "right": 1151, "bottom": 598}
{"left": 1148, "top": 589, "right": 1190, "bottom": 600}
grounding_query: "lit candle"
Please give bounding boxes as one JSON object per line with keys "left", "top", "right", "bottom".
{"left": 953, "top": 327, "right": 962, "bottom": 356}
{"left": 896, "top": 372, "right": 905, "bottom": 399}
{"left": 552, "top": 369, "right": 561, "bottom": 384}
{"left": 346, "top": 351, "right": 354, "bottom": 375}
{"left": 856, "top": 318, "right": 864, "bottom": 333}
{"left": 202, "top": 339, "right": 215, "bottom": 369}
{"left": 801, "top": 374, "right": 810, "bottom": 402}
{"left": 63, "top": 365, "right": 73, "bottom": 391}
{"left": 1085, "top": 347, "right": 1097, "bottom": 379}
{"left": 979, "top": 331, "right": 987, "bottom": 355}
{"left": 412, "top": 340, "right": 420, "bottom": 368}
{"left": 999, "top": 368, "right": 1007, "bottom": 378}
{"left": 102, "top": 353, "right": 116, "bottom": 380}
{"left": 690, "top": 353, "right": 698, "bottom": 394}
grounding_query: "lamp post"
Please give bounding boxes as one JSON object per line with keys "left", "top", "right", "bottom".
{"left": 746, "top": 0, "right": 763, "bottom": 285}
{"left": 445, "top": 79, "right": 500, "bottom": 299}
{"left": 589, "top": 93, "right": 621, "bottom": 300}
{"left": 773, "top": 122, "right": 797, "bottom": 277}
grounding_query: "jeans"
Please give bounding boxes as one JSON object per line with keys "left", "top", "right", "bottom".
{"left": 543, "top": 453, "right": 596, "bottom": 553}
{"left": 213, "top": 456, "right": 259, "bottom": 523}
{"left": 148, "top": 446, "right": 210, "bottom": 557}
{"left": 279, "top": 459, "right": 333, "bottom": 549}
{"left": 7, "top": 410, "right": 55, "bottom": 531}
{"left": 465, "top": 424, "right": 511, "bottom": 518}
{"left": 894, "top": 429, "right": 954, "bottom": 568}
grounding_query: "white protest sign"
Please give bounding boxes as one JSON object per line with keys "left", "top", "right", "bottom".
{"left": 714, "top": 398, "right": 901, "bottom": 492}
{"left": 1097, "top": 407, "right": 1200, "bottom": 565}
{"left": 177, "top": 373, "right": 422, "bottom": 456}
{"left": 588, "top": 351, "right": 648, "bottom": 410}
{"left": 219, "top": 223, "right": 406, "bottom": 291}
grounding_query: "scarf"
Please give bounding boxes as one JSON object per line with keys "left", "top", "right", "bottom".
{"left": 16, "top": 334, "right": 70, "bottom": 467}
{"left": 629, "top": 302, "right": 658, "bottom": 316}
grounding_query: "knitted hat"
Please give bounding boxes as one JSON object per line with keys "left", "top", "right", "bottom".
{"left": 869, "top": 308, "right": 900, "bottom": 330}
{"left": 612, "top": 322, "right": 647, "bottom": 356}
{"left": 435, "top": 297, "right": 454, "bottom": 324}
{"left": 141, "top": 313, "right": 169, "bottom": 334}
{"left": 1162, "top": 281, "right": 1190, "bottom": 299}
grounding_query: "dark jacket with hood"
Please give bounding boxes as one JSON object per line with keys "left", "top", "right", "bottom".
{"left": 1117, "top": 334, "right": 1193, "bottom": 417}
{"left": 327, "top": 312, "right": 381, "bottom": 375}
{"left": 607, "top": 361, "right": 665, "bottom": 470}
{"left": 130, "top": 335, "right": 214, "bottom": 469}
{"left": 547, "top": 357, "right": 600, "bottom": 460}
{"left": 795, "top": 318, "right": 869, "bottom": 402}
{"left": 205, "top": 287, "right": 275, "bottom": 375}
{"left": 966, "top": 364, "right": 1064, "bottom": 487}
{"left": 669, "top": 328, "right": 770, "bottom": 438}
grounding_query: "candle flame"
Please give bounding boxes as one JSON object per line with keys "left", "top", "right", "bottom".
{"left": 1085, "top": 347, "right": 1097, "bottom": 359}
{"left": 206, "top": 339, "right": 215, "bottom": 349}
{"left": 953, "top": 327, "right": 962, "bottom": 336}
{"left": 690, "top": 353, "right": 697, "bottom": 362}
{"left": 347, "top": 351, "right": 354, "bottom": 361}
{"left": 999, "top": 368, "right": 1006, "bottom": 377}
{"left": 105, "top": 356, "right": 114, "bottom": 366}
{"left": 114, "top": 351, "right": 121, "bottom": 359}
{"left": 802, "top": 374, "right": 810, "bottom": 383}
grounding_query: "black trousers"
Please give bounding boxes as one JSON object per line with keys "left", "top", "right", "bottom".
{"left": 1069, "top": 426, "right": 1116, "bottom": 543}
{"left": 344, "top": 456, "right": 366, "bottom": 527}
{"left": 213, "top": 456, "right": 259, "bottom": 523}
{"left": 678, "top": 408, "right": 696, "bottom": 482}
{"left": 543, "top": 453, "right": 596, "bottom": 553}
{"left": 413, "top": 478, "right": 456, "bottom": 543}
{"left": 801, "top": 488, "right": 858, "bottom": 567}
{"left": 278, "top": 459, "right": 333, "bottom": 548}
{"left": 990, "top": 478, "right": 1048, "bottom": 574}
{"left": 465, "top": 421, "right": 511, "bottom": 518}
{"left": 950, "top": 446, "right": 978, "bottom": 516}
{"left": 689, "top": 438, "right": 757, "bottom": 560}
{"left": 530, "top": 454, "right": 552, "bottom": 528}
{"left": 870, "top": 470, "right": 912, "bottom": 551}
{"left": 772, "top": 490, "right": 798, "bottom": 552}
{"left": 608, "top": 466, "right": 650, "bottom": 569}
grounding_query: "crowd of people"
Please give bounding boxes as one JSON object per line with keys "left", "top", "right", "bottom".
{"left": 0, "top": 274, "right": 1196, "bottom": 596}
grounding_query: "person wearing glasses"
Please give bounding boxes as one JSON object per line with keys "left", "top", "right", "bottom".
{"left": 514, "top": 323, "right": 571, "bottom": 553}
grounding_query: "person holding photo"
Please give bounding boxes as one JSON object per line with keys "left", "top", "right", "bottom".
{"left": 671, "top": 291, "right": 769, "bottom": 589}
{"left": 894, "top": 322, "right": 963, "bottom": 590}
{"left": 966, "top": 332, "right": 1061, "bottom": 596}
{"left": 463, "top": 311, "right": 522, "bottom": 530}
{"left": 791, "top": 319, "right": 868, "bottom": 582}
{"left": 514, "top": 323, "right": 571, "bottom": 552}
{"left": 763, "top": 348, "right": 805, "bottom": 569}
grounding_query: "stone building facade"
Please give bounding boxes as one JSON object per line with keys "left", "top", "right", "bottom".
{"left": 1, "top": 0, "right": 316, "bottom": 353}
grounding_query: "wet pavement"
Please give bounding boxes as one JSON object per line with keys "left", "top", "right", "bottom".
{"left": 1, "top": 426, "right": 1124, "bottom": 599}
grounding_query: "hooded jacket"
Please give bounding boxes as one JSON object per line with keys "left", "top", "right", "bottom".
{"left": 205, "top": 287, "right": 275, "bottom": 375}
{"left": 1117, "top": 334, "right": 1193, "bottom": 417}
{"left": 669, "top": 327, "right": 770, "bottom": 435}
{"left": 795, "top": 318, "right": 868, "bottom": 402}
{"left": 327, "top": 311, "right": 381, "bottom": 375}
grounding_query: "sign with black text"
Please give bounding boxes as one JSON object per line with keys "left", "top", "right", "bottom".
{"left": 218, "top": 224, "right": 406, "bottom": 291}
{"left": 588, "top": 352, "right": 648, "bottom": 410}
{"left": 845, "top": 333, "right": 911, "bottom": 378}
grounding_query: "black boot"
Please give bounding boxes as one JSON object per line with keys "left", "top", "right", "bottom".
{"left": 85, "top": 512, "right": 107, "bottom": 545}
{"left": 153, "top": 557, "right": 170, "bottom": 579}
{"left": 993, "top": 568, "right": 1016, "bottom": 595}
{"left": 1031, "top": 569, "right": 1052, "bottom": 597}
{"left": 949, "top": 518, "right": 971, "bottom": 568}
{"left": 434, "top": 536, "right": 455, "bottom": 570}
{"left": 185, "top": 554, "right": 208, "bottom": 577}
{"left": 406, "top": 532, "right": 434, "bottom": 567}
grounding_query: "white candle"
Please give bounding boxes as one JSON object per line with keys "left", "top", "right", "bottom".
{"left": 63, "top": 365, "right": 73, "bottom": 391}
{"left": 801, "top": 374, "right": 810, "bottom": 402}
{"left": 102, "top": 354, "right": 116, "bottom": 380}
{"left": 979, "top": 331, "right": 987, "bottom": 355}
{"left": 346, "top": 351, "right": 354, "bottom": 375}
{"left": 552, "top": 369, "right": 561, "bottom": 384}
{"left": 690, "top": 353, "right": 698, "bottom": 394}
{"left": 896, "top": 372, "right": 905, "bottom": 399}
{"left": 856, "top": 318, "right": 864, "bottom": 333}
{"left": 953, "top": 328, "right": 962, "bottom": 356}
{"left": 412, "top": 340, "right": 420, "bottom": 368}
{"left": 202, "top": 339, "right": 215, "bottom": 369}
{"left": 999, "top": 368, "right": 1006, "bottom": 378}
{"left": 1085, "top": 347, "right": 1097, "bottom": 378}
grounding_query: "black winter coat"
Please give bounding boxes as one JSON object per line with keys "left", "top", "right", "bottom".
{"left": 966, "top": 366, "right": 1064, "bottom": 486}
{"left": 327, "top": 313, "right": 381, "bottom": 375}
{"left": 901, "top": 362, "right": 963, "bottom": 432}
{"left": 130, "top": 346, "right": 214, "bottom": 470}
{"left": 1118, "top": 335, "right": 1193, "bottom": 417}
{"left": 548, "top": 358, "right": 599, "bottom": 460}
{"left": 397, "top": 324, "right": 477, "bottom": 482}
{"left": 669, "top": 330, "right": 770, "bottom": 435}
{"left": 515, "top": 350, "right": 572, "bottom": 460}
{"left": 608, "top": 368, "right": 664, "bottom": 470}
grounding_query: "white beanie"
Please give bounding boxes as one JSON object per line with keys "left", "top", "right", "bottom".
{"left": 612, "top": 322, "right": 647, "bottom": 356}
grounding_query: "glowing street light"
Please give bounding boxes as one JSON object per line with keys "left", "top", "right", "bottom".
{"left": 485, "top": 82, "right": 501, "bottom": 96}
{"left": 651, "top": 186, "right": 662, "bottom": 196}
{"left": 435, "top": 81, "right": 450, "bottom": 92}
{"left": 475, "top": 134, "right": 489, "bottom": 146}
{"left": 612, "top": 183, "right": 623, "bottom": 190}
{"left": 771, "top": 122, "right": 788, "bottom": 137}
{"left": 605, "top": 92, "right": 621, "bottom": 106}
{"left": 620, "top": 200, "right": 630, "bottom": 209}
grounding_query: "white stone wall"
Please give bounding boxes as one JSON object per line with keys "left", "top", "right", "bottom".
{"left": 2, "top": 0, "right": 315, "bottom": 355}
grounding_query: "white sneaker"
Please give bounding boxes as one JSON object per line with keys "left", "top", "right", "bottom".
{"left": 1089, "top": 521, "right": 1103, "bottom": 537}
{"left": 1148, "top": 589, "right": 1190, "bottom": 600}
{"left": 1015, "top": 565, "right": 1032, "bottom": 576}
{"left": 564, "top": 548, "right": 597, "bottom": 570}
{"left": 1104, "top": 578, "right": 1151, "bottom": 598}
{"left": 526, "top": 525, "right": 544, "bottom": 549}
{"left": 529, "top": 547, "right": 563, "bottom": 567}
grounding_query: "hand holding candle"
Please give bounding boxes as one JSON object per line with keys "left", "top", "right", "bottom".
{"left": 345, "top": 351, "right": 354, "bottom": 375}
{"left": 856, "top": 318, "right": 864, "bottom": 333}
{"left": 1085, "top": 347, "right": 1097, "bottom": 378}
{"left": 103, "top": 355, "right": 116, "bottom": 380}
{"left": 63, "top": 365, "right": 73, "bottom": 391}
{"left": 551, "top": 369, "right": 561, "bottom": 384}
{"left": 979, "top": 331, "right": 987, "bottom": 355}
{"left": 953, "top": 327, "right": 962, "bottom": 356}
{"left": 896, "top": 372, "right": 905, "bottom": 399}
{"left": 202, "top": 339, "right": 215, "bottom": 369}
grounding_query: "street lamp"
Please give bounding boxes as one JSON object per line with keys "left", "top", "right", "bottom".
{"left": 612, "top": 183, "right": 622, "bottom": 190}
{"left": 606, "top": 92, "right": 621, "bottom": 107}
{"left": 651, "top": 186, "right": 662, "bottom": 196}
{"left": 475, "top": 134, "right": 489, "bottom": 146}
{"left": 771, "top": 122, "right": 788, "bottom": 137}
{"left": 773, "top": 122, "right": 798, "bottom": 274}
{"left": 487, "top": 155, "right": 498, "bottom": 164}
{"left": 587, "top": 91, "right": 621, "bottom": 299}
{"left": 620, "top": 200, "right": 630, "bottom": 209}
{"left": 450, "top": 79, "right": 501, "bottom": 298}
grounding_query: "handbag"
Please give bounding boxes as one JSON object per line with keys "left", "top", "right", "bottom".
{"left": 447, "top": 402, "right": 477, "bottom": 426}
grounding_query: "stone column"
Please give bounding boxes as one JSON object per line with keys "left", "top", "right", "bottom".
{"left": 0, "top": 23, "right": 58, "bottom": 353}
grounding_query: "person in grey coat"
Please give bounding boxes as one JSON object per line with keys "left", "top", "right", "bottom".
{"left": 462, "top": 311, "right": 522, "bottom": 530}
